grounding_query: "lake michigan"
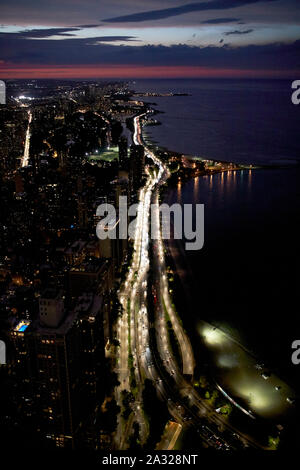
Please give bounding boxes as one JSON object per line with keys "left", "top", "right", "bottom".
{"left": 133, "top": 79, "right": 300, "bottom": 399}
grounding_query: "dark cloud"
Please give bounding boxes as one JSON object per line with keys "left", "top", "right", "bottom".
{"left": 84, "top": 37, "right": 138, "bottom": 43}
{"left": 224, "top": 29, "right": 254, "bottom": 35}
{"left": 1, "top": 0, "right": 299, "bottom": 31}
{"left": 0, "top": 32, "right": 299, "bottom": 72}
{"left": 25, "top": 28, "right": 78, "bottom": 38}
{"left": 6, "top": 27, "right": 80, "bottom": 38}
{"left": 75, "top": 24, "right": 101, "bottom": 28}
{"left": 0, "top": 29, "right": 137, "bottom": 42}
{"left": 201, "top": 18, "right": 241, "bottom": 24}
{"left": 102, "top": 0, "right": 278, "bottom": 23}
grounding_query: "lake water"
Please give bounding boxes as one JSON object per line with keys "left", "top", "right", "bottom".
{"left": 133, "top": 78, "right": 300, "bottom": 166}
{"left": 133, "top": 79, "right": 300, "bottom": 416}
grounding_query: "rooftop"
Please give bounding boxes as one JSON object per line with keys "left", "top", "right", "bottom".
{"left": 14, "top": 320, "right": 31, "bottom": 333}
{"left": 40, "top": 287, "right": 62, "bottom": 300}
{"left": 70, "top": 257, "right": 108, "bottom": 274}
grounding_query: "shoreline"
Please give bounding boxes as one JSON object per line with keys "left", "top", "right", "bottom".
{"left": 136, "top": 102, "right": 298, "bottom": 412}
{"left": 162, "top": 167, "right": 298, "bottom": 420}
{"left": 143, "top": 123, "right": 299, "bottom": 170}
{"left": 136, "top": 92, "right": 300, "bottom": 169}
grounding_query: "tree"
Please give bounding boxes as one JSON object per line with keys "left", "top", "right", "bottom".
{"left": 268, "top": 435, "right": 280, "bottom": 450}
{"left": 142, "top": 379, "right": 170, "bottom": 449}
{"left": 100, "top": 398, "right": 120, "bottom": 433}
{"left": 129, "top": 421, "right": 141, "bottom": 450}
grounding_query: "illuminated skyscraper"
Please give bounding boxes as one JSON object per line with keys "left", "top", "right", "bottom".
{"left": 9, "top": 292, "right": 105, "bottom": 449}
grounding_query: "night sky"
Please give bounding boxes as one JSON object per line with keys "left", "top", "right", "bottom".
{"left": 0, "top": 0, "right": 300, "bottom": 78}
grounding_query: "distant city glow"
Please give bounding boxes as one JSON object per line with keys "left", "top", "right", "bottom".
{"left": 18, "top": 95, "right": 34, "bottom": 100}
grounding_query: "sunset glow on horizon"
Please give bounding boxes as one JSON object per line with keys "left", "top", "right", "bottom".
{"left": 0, "top": 0, "right": 299, "bottom": 80}
{"left": 0, "top": 64, "right": 296, "bottom": 80}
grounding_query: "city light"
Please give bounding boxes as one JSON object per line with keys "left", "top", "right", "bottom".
{"left": 202, "top": 326, "right": 226, "bottom": 346}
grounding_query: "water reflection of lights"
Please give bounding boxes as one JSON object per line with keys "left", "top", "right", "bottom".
{"left": 248, "top": 169, "right": 252, "bottom": 192}
{"left": 177, "top": 180, "right": 181, "bottom": 201}
{"left": 220, "top": 171, "right": 224, "bottom": 190}
{"left": 193, "top": 177, "right": 199, "bottom": 201}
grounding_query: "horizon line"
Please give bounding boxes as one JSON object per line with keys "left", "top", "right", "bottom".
{"left": 0, "top": 65, "right": 298, "bottom": 80}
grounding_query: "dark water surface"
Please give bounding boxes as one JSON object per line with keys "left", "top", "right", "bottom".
{"left": 167, "top": 169, "right": 300, "bottom": 396}
{"left": 133, "top": 78, "right": 300, "bottom": 166}
{"left": 133, "top": 79, "right": 300, "bottom": 400}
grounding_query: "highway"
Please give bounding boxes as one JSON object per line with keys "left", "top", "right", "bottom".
{"left": 151, "top": 189, "right": 195, "bottom": 377}
{"left": 115, "top": 113, "right": 175, "bottom": 447}
{"left": 115, "top": 139, "right": 158, "bottom": 446}
{"left": 114, "top": 111, "right": 265, "bottom": 451}
{"left": 156, "top": 421, "right": 182, "bottom": 450}
{"left": 21, "top": 109, "right": 32, "bottom": 167}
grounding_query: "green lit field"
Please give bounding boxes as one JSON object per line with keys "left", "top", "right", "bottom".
{"left": 88, "top": 146, "right": 119, "bottom": 162}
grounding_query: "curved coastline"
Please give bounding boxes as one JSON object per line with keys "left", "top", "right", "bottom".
{"left": 137, "top": 102, "right": 297, "bottom": 422}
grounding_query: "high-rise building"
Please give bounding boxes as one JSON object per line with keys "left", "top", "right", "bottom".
{"left": 118, "top": 136, "right": 128, "bottom": 168}
{"left": 77, "top": 197, "right": 89, "bottom": 229}
{"left": 15, "top": 171, "right": 25, "bottom": 193}
{"left": 9, "top": 292, "right": 105, "bottom": 449}
{"left": 32, "top": 311, "right": 82, "bottom": 448}
{"left": 130, "top": 144, "right": 145, "bottom": 194}
{"left": 96, "top": 214, "right": 125, "bottom": 272}
{"left": 69, "top": 258, "right": 113, "bottom": 297}
{"left": 39, "top": 288, "right": 64, "bottom": 328}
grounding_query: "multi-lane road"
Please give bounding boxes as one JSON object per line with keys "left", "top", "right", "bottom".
{"left": 114, "top": 112, "right": 213, "bottom": 447}
{"left": 114, "top": 111, "right": 265, "bottom": 451}
{"left": 21, "top": 109, "right": 32, "bottom": 167}
{"left": 115, "top": 117, "right": 160, "bottom": 446}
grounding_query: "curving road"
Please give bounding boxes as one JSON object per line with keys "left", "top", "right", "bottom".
{"left": 114, "top": 111, "right": 265, "bottom": 451}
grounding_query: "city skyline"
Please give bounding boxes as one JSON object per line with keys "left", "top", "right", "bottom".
{"left": 0, "top": 0, "right": 299, "bottom": 458}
